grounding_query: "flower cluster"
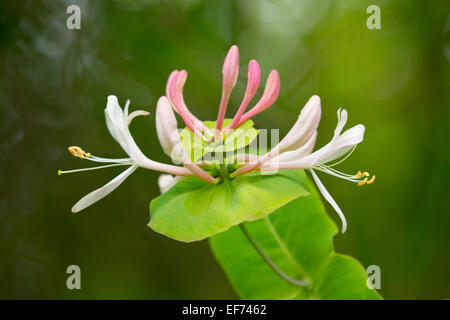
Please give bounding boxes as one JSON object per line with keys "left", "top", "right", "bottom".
{"left": 60, "top": 45, "right": 374, "bottom": 232}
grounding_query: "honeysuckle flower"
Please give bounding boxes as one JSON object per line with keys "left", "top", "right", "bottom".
{"left": 61, "top": 45, "right": 374, "bottom": 235}
{"left": 59, "top": 95, "right": 216, "bottom": 212}
{"left": 254, "top": 103, "right": 375, "bottom": 233}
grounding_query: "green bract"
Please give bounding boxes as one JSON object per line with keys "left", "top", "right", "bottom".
{"left": 179, "top": 119, "right": 259, "bottom": 162}
{"left": 148, "top": 170, "right": 309, "bottom": 242}
{"left": 209, "top": 174, "right": 382, "bottom": 300}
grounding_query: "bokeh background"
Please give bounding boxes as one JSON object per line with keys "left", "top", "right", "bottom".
{"left": 0, "top": 0, "right": 449, "bottom": 299}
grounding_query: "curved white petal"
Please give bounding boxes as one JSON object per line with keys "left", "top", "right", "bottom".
{"left": 105, "top": 95, "right": 129, "bottom": 153}
{"left": 71, "top": 165, "right": 138, "bottom": 213}
{"left": 277, "top": 95, "right": 321, "bottom": 152}
{"left": 320, "top": 124, "right": 365, "bottom": 163}
{"left": 127, "top": 110, "right": 150, "bottom": 125}
{"left": 104, "top": 96, "right": 153, "bottom": 167}
{"left": 123, "top": 99, "right": 130, "bottom": 118}
{"left": 156, "top": 96, "right": 178, "bottom": 157}
{"left": 334, "top": 108, "right": 348, "bottom": 138}
{"left": 271, "top": 131, "right": 317, "bottom": 163}
{"left": 310, "top": 169, "right": 347, "bottom": 233}
{"left": 158, "top": 174, "right": 181, "bottom": 193}
{"left": 305, "top": 124, "right": 365, "bottom": 165}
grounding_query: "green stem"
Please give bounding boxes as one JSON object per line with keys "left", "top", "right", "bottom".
{"left": 220, "top": 162, "right": 228, "bottom": 179}
{"left": 239, "top": 224, "right": 309, "bottom": 287}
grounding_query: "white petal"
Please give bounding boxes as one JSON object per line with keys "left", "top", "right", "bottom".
{"left": 105, "top": 95, "right": 126, "bottom": 129}
{"left": 71, "top": 165, "right": 138, "bottom": 213}
{"left": 156, "top": 96, "right": 178, "bottom": 157}
{"left": 334, "top": 109, "right": 348, "bottom": 138}
{"left": 271, "top": 131, "right": 317, "bottom": 162}
{"left": 124, "top": 99, "right": 130, "bottom": 118}
{"left": 103, "top": 96, "right": 152, "bottom": 166}
{"left": 319, "top": 145, "right": 354, "bottom": 164}
{"left": 127, "top": 110, "right": 150, "bottom": 126}
{"left": 305, "top": 124, "right": 365, "bottom": 165}
{"left": 277, "top": 95, "right": 321, "bottom": 152}
{"left": 105, "top": 95, "right": 129, "bottom": 153}
{"left": 321, "top": 124, "right": 365, "bottom": 163}
{"left": 310, "top": 169, "right": 347, "bottom": 233}
{"left": 158, "top": 174, "right": 181, "bottom": 193}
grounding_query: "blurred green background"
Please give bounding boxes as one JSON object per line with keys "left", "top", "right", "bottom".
{"left": 0, "top": 0, "right": 449, "bottom": 299}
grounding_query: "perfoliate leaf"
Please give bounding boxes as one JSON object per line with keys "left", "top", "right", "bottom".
{"left": 148, "top": 170, "right": 309, "bottom": 242}
{"left": 179, "top": 119, "right": 259, "bottom": 162}
{"left": 209, "top": 174, "right": 382, "bottom": 300}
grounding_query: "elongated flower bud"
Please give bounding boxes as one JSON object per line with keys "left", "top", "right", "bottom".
{"left": 165, "top": 70, "right": 179, "bottom": 109}
{"left": 216, "top": 45, "right": 239, "bottom": 134}
{"left": 166, "top": 70, "right": 212, "bottom": 138}
{"left": 222, "top": 45, "right": 239, "bottom": 94}
{"left": 228, "top": 59, "right": 261, "bottom": 129}
{"left": 238, "top": 70, "right": 280, "bottom": 125}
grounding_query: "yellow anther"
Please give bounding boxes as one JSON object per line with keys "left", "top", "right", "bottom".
{"left": 85, "top": 153, "right": 91, "bottom": 158}
{"left": 68, "top": 146, "right": 78, "bottom": 157}
{"left": 68, "top": 146, "right": 87, "bottom": 158}
{"left": 362, "top": 171, "right": 370, "bottom": 177}
{"left": 355, "top": 171, "right": 364, "bottom": 178}
{"left": 367, "top": 175, "right": 376, "bottom": 184}
{"left": 357, "top": 178, "right": 368, "bottom": 187}
{"left": 58, "top": 170, "right": 62, "bottom": 176}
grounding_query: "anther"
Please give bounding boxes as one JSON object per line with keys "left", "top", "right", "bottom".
{"left": 357, "top": 178, "right": 368, "bottom": 187}
{"left": 362, "top": 171, "right": 370, "bottom": 177}
{"left": 68, "top": 146, "right": 87, "bottom": 158}
{"left": 355, "top": 171, "right": 363, "bottom": 178}
{"left": 367, "top": 175, "right": 376, "bottom": 184}
{"left": 58, "top": 170, "right": 62, "bottom": 176}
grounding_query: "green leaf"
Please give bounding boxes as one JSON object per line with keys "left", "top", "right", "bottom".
{"left": 148, "top": 170, "right": 309, "bottom": 242}
{"left": 209, "top": 175, "right": 382, "bottom": 300}
{"left": 179, "top": 119, "right": 259, "bottom": 162}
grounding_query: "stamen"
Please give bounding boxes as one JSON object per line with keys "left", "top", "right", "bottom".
{"left": 68, "top": 146, "right": 88, "bottom": 159}
{"left": 357, "top": 178, "right": 368, "bottom": 187}
{"left": 367, "top": 175, "right": 376, "bottom": 184}
{"left": 355, "top": 171, "right": 364, "bottom": 178}
{"left": 327, "top": 145, "right": 357, "bottom": 168}
{"left": 58, "top": 163, "right": 132, "bottom": 175}
{"left": 362, "top": 171, "right": 370, "bottom": 177}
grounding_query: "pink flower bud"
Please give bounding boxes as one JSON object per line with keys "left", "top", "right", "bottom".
{"left": 257, "top": 69, "right": 280, "bottom": 111}
{"left": 246, "top": 59, "right": 261, "bottom": 98}
{"left": 238, "top": 70, "right": 280, "bottom": 125}
{"left": 216, "top": 45, "right": 240, "bottom": 135}
{"left": 165, "top": 70, "right": 179, "bottom": 106}
{"left": 222, "top": 45, "right": 239, "bottom": 94}
{"left": 165, "top": 70, "right": 212, "bottom": 138}
{"left": 166, "top": 70, "right": 194, "bottom": 131}
{"left": 228, "top": 59, "right": 261, "bottom": 130}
